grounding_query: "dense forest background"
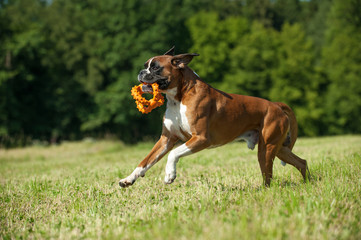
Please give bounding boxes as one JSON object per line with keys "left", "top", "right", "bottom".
{"left": 1, "top": 0, "right": 361, "bottom": 147}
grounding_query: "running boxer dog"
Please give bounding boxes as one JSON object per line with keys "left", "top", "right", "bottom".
{"left": 119, "top": 47, "right": 309, "bottom": 188}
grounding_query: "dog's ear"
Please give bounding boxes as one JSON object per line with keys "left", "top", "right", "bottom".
{"left": 164, "top": 46, "right": 175, "bottom": 56}
{"left": 171, "top": 53, "right": 199, "bottom": 68}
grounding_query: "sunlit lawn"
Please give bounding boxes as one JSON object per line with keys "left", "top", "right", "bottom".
{"left": 1, "top": 136, "right": 360, "bottom": 239}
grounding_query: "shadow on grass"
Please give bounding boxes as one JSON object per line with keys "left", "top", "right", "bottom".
{"left": 220, "top": 173, "right": 323, "bottom": 192}
{"left": 274, "top": 172, "right": 322, "bottom": 188}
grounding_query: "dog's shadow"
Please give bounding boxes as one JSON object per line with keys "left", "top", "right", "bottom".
{"left": 223, "top": 173, "right": 322, "bottom": 192}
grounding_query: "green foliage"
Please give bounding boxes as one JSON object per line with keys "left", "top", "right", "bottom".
{"left": 219, "top": 21, "right": 277, "bottom": 98}
{"left": 270, "top": 23, "right": 325, "bottom": 136}
{"left": 0, "top": 0, "right": 56, "bottom": 146}
{"left": 303, "top": 0, "right": 332, "bottom": 58}
{"left": 321, "top": 0, "right": 361, "bottom": 135}
{"left": 1, "top": 0, "right": 361, "bottom": 146}
{"left": 242, "top": 0, "right": 275, "bottom": 28}
{"left": 187, "top": 12, "right": 249, "bottom": 83}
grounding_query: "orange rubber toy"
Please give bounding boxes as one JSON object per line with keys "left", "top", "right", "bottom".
{"left": 131, "top": 83, "right": 165, "bottom": 114}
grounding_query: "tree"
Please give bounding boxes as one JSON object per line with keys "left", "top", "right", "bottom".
{"left": 322, "top": 0, "right": 361, "bottom": 134}
{"left": 219, "top": 21, "right": 278, "bottom": 98}
{"left": 272, "top": 0, "right": 302, "bottom": 30}
{"left": 270, "top": 23, "right": 325, "bottom": 136}
{"left": 242, "top": 0, "right": 275, "bottom": 28}
{"left": 303, "top": 0, "right": 332, "bottom": 59}
{"left": 0, "top": 0, "right": 54, "bottom": 146}
{"left": 187, "top": 12, "right": 249, "bottom": 84}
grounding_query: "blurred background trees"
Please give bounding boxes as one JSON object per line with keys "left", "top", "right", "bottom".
{"left": 1, "top": 0, "right": 360, "bottom": 147}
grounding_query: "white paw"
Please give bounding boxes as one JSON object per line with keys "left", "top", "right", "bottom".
{"left": 164, "top": 172, "right": 176, "bottom": 184}
{"left": 119, "top": 178, "right": 134, "bottom": 188}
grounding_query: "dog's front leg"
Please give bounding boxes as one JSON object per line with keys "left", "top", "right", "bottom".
{"left": 164, "top": 135, "right": 210, "bottom": 184}
{"left": 119, "top": 133, "right": 178, "bottom": 188}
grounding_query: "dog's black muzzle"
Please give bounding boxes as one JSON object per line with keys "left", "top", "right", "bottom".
{"left": 137, "top": 69, "right": 170, "bottom": 90}
{"left": 137, "top": 70, "right": 154, "bottom": 83}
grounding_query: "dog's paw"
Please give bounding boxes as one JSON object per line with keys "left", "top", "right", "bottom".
{"left": 119, "top": 178, "right": 134, "bottom": 188}
{"left": 164, "top": 173, "right": 176, "bottom": 184}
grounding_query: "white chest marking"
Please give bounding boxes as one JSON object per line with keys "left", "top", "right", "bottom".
{"left": 164, "top": 88, "right": 191, "bottom": 141}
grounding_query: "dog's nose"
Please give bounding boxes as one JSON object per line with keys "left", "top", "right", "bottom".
{"left": 138, "top": 70, "right": 146, "bottom": 81}
{"left": 139, "top": 69, "right": 146, "bottom": 76}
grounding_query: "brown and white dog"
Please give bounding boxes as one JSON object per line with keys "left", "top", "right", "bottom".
{"left": 119, "top": 47, "right": 309, "bottom": 188}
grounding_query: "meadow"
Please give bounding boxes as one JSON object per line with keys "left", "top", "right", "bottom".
{"left": 1, "top": 135, "right": 360, "bottom": 239}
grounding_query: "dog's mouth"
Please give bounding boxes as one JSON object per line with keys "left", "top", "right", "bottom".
{"left": 141, "top": 83, "right": 153, "bottom": 93}
{"left": 140, "top": 78, "right": 170, "bottom": 92}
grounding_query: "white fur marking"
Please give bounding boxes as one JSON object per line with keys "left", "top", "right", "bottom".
{"left": 163, "top": 88, "right": 192, "bottom": 141}
{"left": 180, "top": 103, "right": 191, "bottom": 135}
{"left": 119, "top": 139, "right": 172, "bottom": 187}
{"left": 164, "top": 87, "right": 177, "bottom": 99}
{"left": 119, "top": 166, "right": 147, "bottom": 187}
{"left": 146, "top": 57, "right": 154, "bottom": 74}
{"left": 133, "top": 167, "right": 147, "bottom": 178}
{"left": 164, "top": 144, "right": 192, "bottom": 184}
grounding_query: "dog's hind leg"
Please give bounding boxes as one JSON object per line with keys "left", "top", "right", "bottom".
{"left": 258, "top": 106, "right": 291, "bottom": 186}
{"left": 257, "top": 141, "right": 279, "bottom": 187}
{"left": 280, "top": 134, "right": 291, "bottom": 166}
{"left": 276, "top": 146, "right": 309, "bottom": 181}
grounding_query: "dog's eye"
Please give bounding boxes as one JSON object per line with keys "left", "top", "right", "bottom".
{"left": 152, "top": 66, "right": 159, "bottom": 71}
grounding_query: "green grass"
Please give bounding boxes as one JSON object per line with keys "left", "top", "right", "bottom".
{"left": 1, "top": 136, "right": 361, "bottom": 240}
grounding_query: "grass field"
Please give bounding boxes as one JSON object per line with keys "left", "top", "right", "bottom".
{"left": 0, "top": 136, "right": 360, "bottom": 239}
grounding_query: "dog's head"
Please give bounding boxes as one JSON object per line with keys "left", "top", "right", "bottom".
{"left": 137, "top": 46, "right": 199, "bottom": 92}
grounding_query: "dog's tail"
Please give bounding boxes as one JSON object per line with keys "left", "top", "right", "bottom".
{"left": 274, "top": 102, "right": 298, "bottom": 166}
{"left": 274, "top": 102, "right": 298, "bottom": 150}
